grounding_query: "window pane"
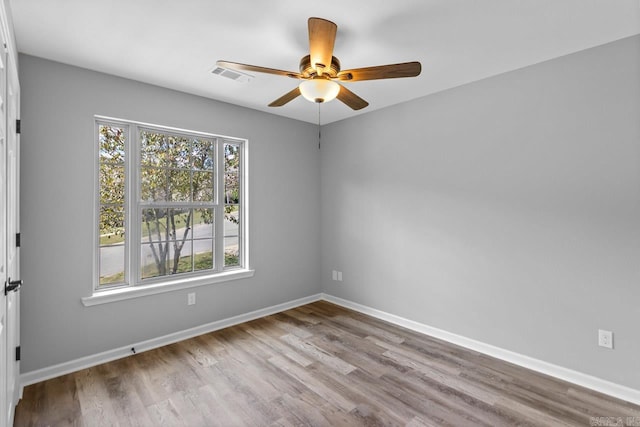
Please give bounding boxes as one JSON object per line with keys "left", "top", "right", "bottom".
{"left": 224, "top": 172, "right": 239, "bottom": 204}
{"left": 224, "top": 143, "right": 241, "bottom": 268}
{"left": 194, "top": 239, "right": 214, "bottom": 271}
{"left": 99, "top": 205, "right": 125, "bottom": 286}
{"left": 141, "top": 132, "right": 190, "bottom": 167}
{"left": 100, "top": 163, "right": 125, "bottom": 204}
{"left": 175, "top": 254, "right": 194, "bottom": 273}
{"left": 141, "top": 208, "right": 169, "bottom": 244}
{"left": 141, "top": 167, "right": 194, "bottom": 203}
{"left": 141, "top": 166, "right": 168, "bottom": 202}
{"left": 140, "top": 240, "right": 201, "bottom": 279}
{"left": 140, "top": 243, "right": 164, "bottom": 279}
{"left": 98, "top": 123, "right": 126, "bottom": 288}
{"left": 225, "top": 143, "right": 240, "bottom": 174}
{"left": 100, "top": 245, "right": 125, "bottom": 285}
{"left": 224, "top": 143, "right": 240, "bottom": 203}
{"left": 168, "top": 169, "right": 191, "bottom": 202}
{"left": 100, "top": 206, "right": 124, "bottom": 239}
{"left": 141, "top": 242, "right": 186, "bottom": 278}
{"left": 193, "top": 171, "right": 214, "bottom": 202}
{"left": 193, "top": 208, "right": 214, "bottom": 239}
{"left": 170, "top": 208, "right": 192, "bottom": 241}
{"left": 192, "top": 138, "right": 214, "bottom": 170}
{"left": 165, "top": 135, "right": 191, "bottom": 169}
{"left": 224, "top": 238, "right": 239, "bottom": 267}
{"left": 224, "top": 205, "right": 239, "bottom": 268}
{"left": 99, "top": 125, "right": 125, "bottom": 163}
{"left": 141, "top": 208, "right": 193, "bottom": 242}
{"left": 140, "top": 131, "right": 163, "bottom": 167}
{"left": 140, "top": 208, "right": 196, "bottom": 280}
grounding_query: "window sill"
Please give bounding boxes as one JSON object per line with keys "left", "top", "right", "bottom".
{"left": 82, "top": 269, "right": 255, "bottom": 307}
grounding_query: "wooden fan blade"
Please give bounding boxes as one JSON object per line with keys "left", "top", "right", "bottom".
{"left": 268, "top": 87, "right": 302, "bottom": 107}
{"left": 308, "top": 17, "right": 337, "bottom": 75}
{"left": 337, "top": 61, "right": 421, "bottom": 81}
{"left": 216, "top": 60, "right": 302, "bottom": 79}
{"left": 336, "top": 84, "right": 369, "bottom": 110}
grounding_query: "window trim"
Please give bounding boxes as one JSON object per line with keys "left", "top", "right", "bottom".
{"left": 82, "top": 268, "right": 254, "bottom": 306}
{"left": 87, "top": 115, "right": 252, "bottom": 306}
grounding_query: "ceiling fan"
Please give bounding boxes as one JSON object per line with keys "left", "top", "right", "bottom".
{"left": 217, "top": 17, "right": 422, "bottom": 111}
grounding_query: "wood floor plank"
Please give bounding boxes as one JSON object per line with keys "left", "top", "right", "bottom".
{"left": 39, "top": 373, "right": 83, "bottom": 426}
{"left": 307, "top": 323, "right": 392, "bottom": 378}
{"left": 240, "top": 320, "right": 314, "bottom": 367}
{"left": 406, "top": 415, "right": 440, "bottom": 427}
{"left": 195, "top": 383, "right": 251, "bottom": 426}
{"left": 15, "top": 301, "right": 640, "bottom": 426}
{"left": 165, "top": 390, "right": 211, "bottom": 427}
{"left": 268, "top": 354, "right": 357, "bottom": 413}
{"left": 179, "top": 335, "right": 218, "bottom": 368}
{"left": 367, "top": 335, "right": 463, "bottom": 377}
{"left": 284, "top": 307, "right": 323, "bottom": 325}
{"left": 567, "top": 386, "right": 640, "bottom": 416}
{"left": 279, "top": 333, "right": 357, "bottom": 375}
{"left": 379, "top": 371, "right": 499, "bottom": 427}
{"left": 145, "top": 398, "right": 184, "bottom": 427}
{"left": 334, "top": 314, "right": 406, "bottom": 344}
{"left": 273, "top": 392, "right": 343, "bottom": 426}
{"left": 73, "top": 367, "right": 116, "bottom": 426}
{"left": 265, "top": 313, "right": 314, "bottom": 339}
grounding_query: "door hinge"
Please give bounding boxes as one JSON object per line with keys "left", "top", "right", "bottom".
{"left": 16, "top": 232, "right": 20, "bottom": 247}
{"left": 15, "top": 346, "right": 20, "bottom": 361}
{"left": 16, "top": 119, "right": 20, "bottom": 134}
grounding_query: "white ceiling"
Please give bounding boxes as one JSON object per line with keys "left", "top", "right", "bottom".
{"left": 9, "top": 0, "right": 640, "bottom": 124}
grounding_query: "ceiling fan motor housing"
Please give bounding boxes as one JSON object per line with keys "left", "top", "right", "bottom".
{"left": 299, "top": 54, "right": 341, "bottom": 78}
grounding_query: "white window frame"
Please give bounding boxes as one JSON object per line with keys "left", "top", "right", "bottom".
{"left": 84, "top": 116, "right": 252, "bottom": 306}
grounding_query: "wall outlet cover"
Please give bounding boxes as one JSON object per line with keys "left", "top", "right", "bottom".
{"left": 598, "top": 329, "right": 613, "bottom": 349}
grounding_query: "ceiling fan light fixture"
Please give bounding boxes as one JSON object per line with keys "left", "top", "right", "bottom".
{"left": 219, "top": 18, "right": 420, "bottom": 110}
{"left": 299, "top": 78, "right": 340, "bottom": 103}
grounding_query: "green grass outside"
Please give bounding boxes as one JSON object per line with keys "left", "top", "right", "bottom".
{"left": 100, "top": 251, "right": 239, "bottom": 285}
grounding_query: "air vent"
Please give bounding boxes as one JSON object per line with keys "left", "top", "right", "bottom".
{"left": 211, "top": 66, "right": 253, "bottom": 83}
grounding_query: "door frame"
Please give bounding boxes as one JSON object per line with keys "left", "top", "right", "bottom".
{"left": 0, "top": 1, "right": 20, "bottom": 424}
{"left": 4, "top": 42, "right": 19, "bottom": 424}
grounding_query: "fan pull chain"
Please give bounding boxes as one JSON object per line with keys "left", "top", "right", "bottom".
{"left": 318, "top": 102, "right": 321, "bottom": 150}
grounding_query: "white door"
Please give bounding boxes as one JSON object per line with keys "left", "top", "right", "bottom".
{"left": 0, "top": 33, "right": 7, "bottom": 427}
{"left": 4, "top": 46, "right": 20, "bottom": 426}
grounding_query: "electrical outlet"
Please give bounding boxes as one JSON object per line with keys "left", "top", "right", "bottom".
{"left": 598, "top": 329, "right": 613, "bottom": 349}
{"left": 337, "top": 271, "right": 343, "bottom": 281}
{"left": 187, "top": 292, "right": 196, "bottom": 306}
{"left": 332, "top": 270, "right": 338, "bottom": 280}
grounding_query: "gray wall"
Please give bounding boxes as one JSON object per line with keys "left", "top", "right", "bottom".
{"left": 19, "top": 35, "right": 640, "bottom": 391}
{"left": 19, "top": 54, "right": 321, "bottom": 373}
{"left": 321, "top": 35, "right": 640, "bottom": 389}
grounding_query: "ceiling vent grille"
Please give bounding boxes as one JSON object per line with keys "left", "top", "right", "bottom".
{"left": 211, "top": 66, "right": 253, "bottom": 83}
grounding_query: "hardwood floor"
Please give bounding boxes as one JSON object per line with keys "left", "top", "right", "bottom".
{"left": 14, "top": 301, "right": 640, "bottom": 426}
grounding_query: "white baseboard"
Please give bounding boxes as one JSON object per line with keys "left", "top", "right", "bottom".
{"left": 20, "top": 291, "right": 640, "bottom": 407}
{"left": 321, "top": 293, "right": 640, "bottom": 406}
{"left": 20, "top": 293, "right": 322, "bottom": 388}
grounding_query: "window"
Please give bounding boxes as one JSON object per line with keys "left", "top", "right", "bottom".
{"left": 95, "top": 117, "right": 249, "bottom": 297}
